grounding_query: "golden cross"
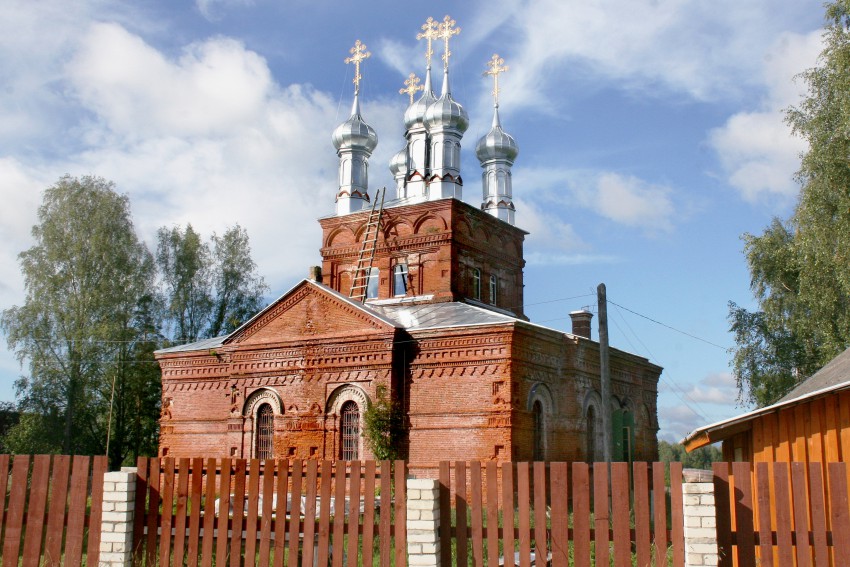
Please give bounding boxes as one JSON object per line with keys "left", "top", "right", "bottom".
{"left": 344, "top": 40, "right": 371, "bottom": 94}
{"left": 437, "top": 15, "right": 461, "bottom": 69}
{"left": 483, "top": 54, "right": 509, "bottom": 104}
{"left": 399, "top": 73, "right": 423, "bottom": 104}
{"left": 416, "top": 17, "right": 439, "bottom": 66}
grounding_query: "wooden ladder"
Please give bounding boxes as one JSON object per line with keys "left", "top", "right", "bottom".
{"left": 349, "top": 187, "right": 386, "bottom": 303}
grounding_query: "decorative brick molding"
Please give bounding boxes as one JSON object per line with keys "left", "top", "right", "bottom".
{"left": 406, "top": 478, "right": 441, "bottom": 566}
{"left": 98, "top": 468, "right": 137, "bottom": 567}
{"left": 682, "top": 469, "right": 719, "bottom": 567}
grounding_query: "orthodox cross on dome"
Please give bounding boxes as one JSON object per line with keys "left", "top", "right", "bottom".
{"left": 484, "top": 54, "right": 509, "bottom": 105}
{"left": 436, "top": 15, "right": 460, "bottom": 69}
{"left": 416, "top": 17, "right": 439, "bottom": 67}
{"left": 344, "top": 39, "right": 371, "bottom": 95}
{"left": 399, "top": 73, "right": 423, "bottom": 104}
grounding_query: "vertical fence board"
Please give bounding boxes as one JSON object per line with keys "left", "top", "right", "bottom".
{"left": 201, "top": 458, "right": 217, "bottom": 567}
{"left": 755, "top": 463, "right": 774, "bottom": 567}
{"left": 172, "top": 458, "right": 190, "bottom": 566}
{"left": 732, "top": 462, "right": 756, "bottom": 567}
{"left": 0, "top": 454, "right": 10, "bottom": 555}
{"left": 3, "top": 455, "right": 30, "bottom": 566}
{"left": 288, "top": 459, "right": 304, "bottom": 567}
{"left": 216, "top": 459, "right": 233, "bottom": 567}
{"left": 549, "top": 463, "right": 568, "bottom": 567}
{"left": 827, "top": 463, "right": 850, "bottom": 563}
{"left": 572, "top": 462, "right": 591, "bottom": 567}
{"left": 302, "top": 459, "right": 319, "bottom": 567}
{"left": 714, "top": 462, "right": 733, "bottom": 567}
{"left": 21, "top": 455, "right": 49, "bottom": 567}
{"left": 230, "top": 459, "right": 247, "bottom": 567}
{"left": 612, "top": 462, "right": 630, "bottom": 567}
{"left": 332, "top": 461, "right": 345, "bottom": 567}
{"left": 258, "top": 460, "right": 276, "bottom": 567}
{"left": 593, "top": 463, "right": 610, "bottom": 567}
{"left": 44, "top": 455, "right": 70, "bottom": 567}
{"left": 670, "top": 462, "right": 685, "bottom": 567}
{"left": 516, "top": 462, "right": 531, "bottom": 567}
{"left": 273, "top": 459, "right": 290, "bottom": 567}
{"left": 187, "top": 457, "right": 204, "bottom": 567}
{"left": 65, "top": 456, "right": 90, "bottom": 567}
{"left": 486, "top": 462, "right": 499, "bottom": 566}
{"left": 361, "top": 461, "right": 376, "bottom": 567}
{"left": 346, "top": 461, "right": 361, "bottom": 567}
{"left": 791, "top": 462, "right": 812, "bottom": 566}
{"left": 316, "top": 460, "right": 333, "bottom": 567}
{"left": 244, "top": 459, "right": 262, "bottom": 567}
{"left": 652, "top": 462, "right": 667, "bottom": 567}
{"left": 532, "top": 462, "right": 547, "bottom": 565}
{"left": 378, "top": 461, "right": 391, "bottom": 567}
{"left": 633, "top": 462, "right": 651, "bottom": 567}
{"left": 132, "top": 457, "right": 149, "bottom": 559}
{"left": 502, "top": 462, "right": 516, "bottom": 567}
{"left": 145, "top": 458, "right": 161, "bottom": 567}
{"left": 439, "top": 461, "right": 451, "bottom": 566}
{"left": 470, "top": 461, "right": 484, "bottom": 567}
{"left": 807, "top": 463, "right": 829, "bottom": 567}
{"left": 159, "top": 458, "right": 176, "bottom": 567}
{"left": 773, "top": 463, "right": 794, "bottom": 565}
{"left": 393, "top": 461, "right": 407, "bottom": 567}
{"left": 86, "top": 455, "right": 107, "bottom": 565}
{"left": 456, "top": 461, "right": 469, "bottom": 567}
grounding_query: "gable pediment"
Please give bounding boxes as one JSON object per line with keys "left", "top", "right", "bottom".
{"left": 225, "top": 281, "right": 397, "bottom": 346}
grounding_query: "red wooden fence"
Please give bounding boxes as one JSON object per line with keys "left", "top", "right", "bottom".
{"left": 0, "top": 454, "right": 107, "bottom": 567}
{"left": 133, "top": 457, "right": 407, "bottom": 566}
{"left": 713, "top": 461, "right": 850, "bottom": 567}
{"left": 438, "top": 461, "right": 684, "bottom": 567}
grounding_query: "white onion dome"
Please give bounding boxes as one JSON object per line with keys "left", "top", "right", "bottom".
{"left": 389, "top": 148, "right": 408, "bottom": 176}
{"left": 475, "top": 105, "right": 518, "bottom": 162}
{"left": 424, "top": 70, "right": 469, "bottom": 132}
{"left": 332, "top": 93, "right": 378, "bottom": 152}
{"left": 403, "top": 68, "right": 437, "bottom": 130}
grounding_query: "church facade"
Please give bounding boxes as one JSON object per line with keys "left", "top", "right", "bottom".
{"left": 155, "top": 18, "right": 661, "bottom": 475}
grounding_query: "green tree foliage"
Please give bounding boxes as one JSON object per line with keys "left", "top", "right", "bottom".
{"left": 362, "top": 384, "right": 405, "bottom": 461}
{"left": 730, "top": 1, "right": 850, "bottom": 407}
{"left": 658, "top": 440, "right": 722, "bottom": 470}
{"left": 1, "top": 176, "right": 160, "bottom": 463}
{"left": 157, "top": 224, "right": 268, "bottom": 342}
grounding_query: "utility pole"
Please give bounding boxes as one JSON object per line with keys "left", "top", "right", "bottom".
{"left": 598, "top": 283, "right": 612, "bottom": 463}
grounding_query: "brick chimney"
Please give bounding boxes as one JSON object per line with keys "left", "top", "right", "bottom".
{"left": 308, "top": 266, "right": 323, "bottom": 283}
{"left": 569, "top": 310, "right": 593, "bottom": 339}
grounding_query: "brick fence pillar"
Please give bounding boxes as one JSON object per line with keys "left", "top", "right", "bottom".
{"left": 406, "top": 478, "right": 440, "bottom": 566}
{"left": 682, "top": 469, "right": 719, "bottom": 567}
{"left": 99, "top": 467, "right": 137, "bottom": 567}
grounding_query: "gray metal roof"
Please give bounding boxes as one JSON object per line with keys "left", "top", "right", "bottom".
{"left": 777, "top": 346, "right": 850, "bottom": 403}
{"left": 156, "top": 335, "right": 227, "bottom": 355}
{"left": 370, "top": 301, "right": 519, "bottom": 331}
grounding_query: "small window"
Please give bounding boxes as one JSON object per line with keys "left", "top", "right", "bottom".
{"left": 489, "top": 275, "right": 497, "bottom": 305}
{"left": 472, "top": 268, "right": 481, "bottom": 300}
{"left": 532, "top": 400, "right": 544, "bottom": 461}
{"left": 340, "top": 401, "right": 360, "bottom": 460}
{"left": 366, "top": 267, "right": 379, "bottom": 299}
{"left": 256, "top": 403, "right": 274, "bottom": 459}
{"left": 393, "top": 264, "right": 408, "bottom": 296}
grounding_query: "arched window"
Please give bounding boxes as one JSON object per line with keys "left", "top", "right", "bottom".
{"left": 532, "top": 400, "right": 544, "bottom": 461}
{"left": 586, "top": 406, "right": 597, "bottom": 463}
{"left": 256, "top": 403, "right": 274, "bottom": 460}
{"left": 489, "top": 275, "right": 498, "bottom": 305}
{"left": 340, "top": 401, "right": 360, "bottom": 460}
{"left": 472, "top": 268, "right": 481, "bottom": 300}
{"left": 366, "top": 267, "right": 379, "bottom": 299}
{"left": 393, "top": 264, "right": 408, "bottom": 296}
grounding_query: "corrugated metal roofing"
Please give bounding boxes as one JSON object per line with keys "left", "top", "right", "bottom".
{"left": 370, "top": 301, "right": 519, "bottom": 331}
{"left": 156, "top": 335, "right": 227, "bottom": 354}
{"left": 777, "top": 346, "right": 850, "bottom": 403}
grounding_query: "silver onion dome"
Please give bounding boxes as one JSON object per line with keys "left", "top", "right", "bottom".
{"left": 404, "top": 68, "right": 437, "bottom": 130}
{"left": 475, "top": 105, "right": 518, "bottom": 163}
{"left": 424, "top": 70, "right": 469, "bottom": 132}
{"left": 389, "top": 147, "right": 408, "bottom": 176}
{"left": 332, "top": 94, "right": 378, "bottom": 152}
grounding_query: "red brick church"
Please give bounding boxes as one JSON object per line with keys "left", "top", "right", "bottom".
{"left": 155, "top": 18, "right": 661, "bottom": 474}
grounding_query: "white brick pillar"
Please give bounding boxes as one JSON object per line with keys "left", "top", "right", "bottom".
{"left": 406, "top": 478, "right": 441, "bottom": 566}
{"left": 682, "top": 469, "right": 719, "bottom": 567}
{"left": 99, "top": 468, "right": 137, "bottom": 567}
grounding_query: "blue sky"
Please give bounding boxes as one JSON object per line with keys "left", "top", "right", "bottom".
{"left": 0, "top": 0, "right": 829, "bottom": 442}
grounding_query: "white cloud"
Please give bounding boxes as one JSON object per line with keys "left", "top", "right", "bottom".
{"left": 682, "top": 372, "right": 738, "bottom": 406}
{"left": 708, "top": 30, "right": 822, "bottom": 203}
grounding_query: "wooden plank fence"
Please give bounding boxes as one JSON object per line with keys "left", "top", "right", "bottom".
{"left": 0, "top": 454, "right": 107, "bottom": 567}
{"left": 713, "top": 461, "right": 850, "bottom": 567}
{"left": 438, "top": 461, "right": 685, "bottom": 567}
{"left": 133, "top": 457, "right": 407, "bottom": 566}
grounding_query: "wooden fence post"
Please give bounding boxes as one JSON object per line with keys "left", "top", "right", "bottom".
{"left": 407, "top": 478, "right": 440, "bottom": 566}
{"left": 99, "top": 468, "right": 137, "bottom": 567}
{"left": 683, "top": 468, "right": 719, "bottom": 567}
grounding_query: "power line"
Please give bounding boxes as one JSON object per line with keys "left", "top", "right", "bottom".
{"left": 608, "top": 299, "right": 728, "bottom": 351}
